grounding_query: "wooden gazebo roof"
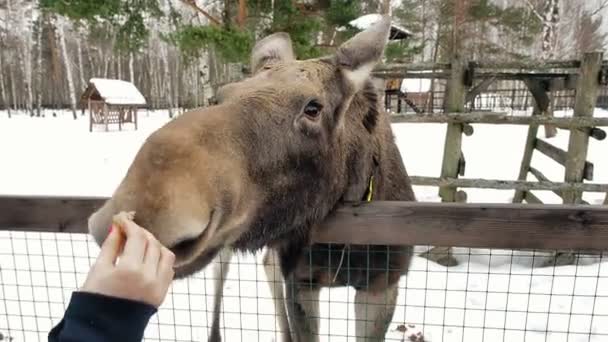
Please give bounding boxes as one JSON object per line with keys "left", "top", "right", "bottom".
{"left": 80, "top": 78, "right": 147, "bottom": 107}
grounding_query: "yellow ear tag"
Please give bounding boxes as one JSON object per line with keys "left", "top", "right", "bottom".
{"left": 366, "top": 175, "right": 374, "bottom": 202}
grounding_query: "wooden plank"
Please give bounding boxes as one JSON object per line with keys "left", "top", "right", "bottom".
{"left": 3, "top": 197, "right": 608, "bottom": 251}
{"left": 374, "top": 60, "right": 581, "bottom": 73}
{"left": 513, "top": 78, "right": 547, "bottom": 203}
{"left": 312, "top": 201, "right": 608, "bottom": 250}
{"left": 535, "top": 139, "right": 594, "bottom": 180}
{"left": 528, "top": 166, "right": 563, "bottom": 199}
{"left": 524, "top": 191, "right": 543, "bottom": 204}
{"left": 0, "top": 196, "right": 106, "bottom": 233}
{"left": 475, "top": 71, "right": 576, "bottom": 79}
{"left": 389, "top": 112, "right": 608, "bottom": 128}
{"left": 465, "top": 77, "right": 496, "bottom": 103}
{"left": 536, "top": 139, "right": 567, "bottom": 164}
{"left": 374, "top": 71, "right": 575, "bottom": 81}
{"left": 564, "top": 52, "right": 604, "bottom": 203}
{"left": 439, "top": 56, "right": 467, "bottom": 202}
{"left": 373, "top": 71, "right": 449, "bottom": 79}
{"left": 410, "top": 176, "right": 608, "bottom": 192}
{"left": 374, "top": 62, "right": 452, "bottom": 72}
{"left": 470, "top": 60, "right": 581, "bottom": 69}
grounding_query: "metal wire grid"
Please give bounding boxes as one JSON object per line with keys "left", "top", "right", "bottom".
{"left": 386, "top": 78, "right": 579, "bottom": 116}
{"left": 385, "top": 79, "right": 447, "bottom": 114}
{"left": 1, "top": 230, "right": 607, "bottom": 342}
{"left": 466, "top": 80, "right": 577, "bottom": 115}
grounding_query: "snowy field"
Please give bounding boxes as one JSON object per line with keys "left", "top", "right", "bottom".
{"left": 1, "top": 108, "right": 608, "bottom": 342}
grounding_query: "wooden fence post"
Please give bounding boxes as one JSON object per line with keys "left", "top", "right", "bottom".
{"left": 439, "top": 55, "right": 467, "bottom": 202}
{"left": 513, "top": 79, "right": 550, "bottom": 203}
{"left": 424, "top": 56, "right": 468, "bottom": 267}
{"left": 563, "top": 51, "right": 603, "bottom": 204}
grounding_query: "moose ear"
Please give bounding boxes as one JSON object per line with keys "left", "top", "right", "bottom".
{"left": 336, "top": 16, "right": 391, "bottom": 92}
{"left": 250, "top": 32, "right": 295, "bottom": 74}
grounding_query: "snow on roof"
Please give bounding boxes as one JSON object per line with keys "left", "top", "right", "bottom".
{"left": 86, "top": 78, "right": 146, "bottom": 106}
{"left": 401, "top": 78, "right": 431, "bottom": 93}
{"left": 345, "top": 14, "right": 413, "bottom": 39}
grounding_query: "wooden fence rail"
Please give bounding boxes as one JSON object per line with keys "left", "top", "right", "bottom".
{"left": 1, "top": 196, "right": 607, "bottom": 251}
{"left": 389, "top": 112, "right": 608, "bottom": 128}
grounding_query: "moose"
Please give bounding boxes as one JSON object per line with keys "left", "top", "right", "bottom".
{"left": 88, "top": 16, "right": 417, "bottom": 342}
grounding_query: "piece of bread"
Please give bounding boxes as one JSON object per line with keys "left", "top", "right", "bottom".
{"left": 112, "top": 211, "right": 136, "bottom": 231}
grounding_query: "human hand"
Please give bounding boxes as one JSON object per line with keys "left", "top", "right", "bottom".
{"left": 81, "top": 216, "right": 176, "bottom": 307}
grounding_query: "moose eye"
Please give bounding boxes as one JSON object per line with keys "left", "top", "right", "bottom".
{"left": 303, "top": 100, "right": 323, "bottom": 119}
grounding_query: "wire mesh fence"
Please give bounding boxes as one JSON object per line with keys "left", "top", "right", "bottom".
{"left": 1, "top": 230, "right": 607, "bottom": 342}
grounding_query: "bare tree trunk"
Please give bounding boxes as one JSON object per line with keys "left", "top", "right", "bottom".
{"left": 47, "top": 17, "right": 62, "bottom": 111}
{"left": 8, "top": 67, "right": 17, "bottom": 112}
{"left": 160, "top": 44, "right": 174, "bottom": 117}
{"left": 541, "top": 0, "right": 559, "bottom": 60}
{"left": 117, "top": 55, "right": 122, "bottom": 80}
{"left": 21, "top": 21, "right": 34, "bottom": 116}
{"left": 56, "top": 18, "right": 77, "bottom": 119}
{"left": 129, "top": 52, "right": 134, "bottom": 83}
{"left": 0, "top": 52, "right": 10, "bottom": 118}
{"left": 174, "top": 56, "right": 180, "bottom": 112}
{"left": 85, "top": 44, "right": 95, "bottom": 78}
{"left": 35, "top": 16, "right": 44, "bottom": 116}
{"left": 102, "top": 49, "right": 109, "bottom": 78}
{"left": 76, "top": 32, "right": 86, "bottom": 90}
{"left": 237, "top": 0, "right": 248, "bottom": 27}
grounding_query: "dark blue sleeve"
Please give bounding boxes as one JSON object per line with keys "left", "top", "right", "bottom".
{"left": 48, "top": 291, "right": 157, "bottom": 342}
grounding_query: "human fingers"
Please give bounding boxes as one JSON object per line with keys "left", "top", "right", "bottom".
{"left": 158, "top": 246, "right": 176, "bottom": 284}
{"left": 96, "top": 226, "right": 124, "bottom": 266}
{"left": 119, "top": 219, "right": 149, "bottom": 265}
{"left": 143, "top": 235, "right": 161, "bottom": 276}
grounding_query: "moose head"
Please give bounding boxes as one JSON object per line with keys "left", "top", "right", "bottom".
{"left": 88, "top": 17, "right": 393, "bottom": 277}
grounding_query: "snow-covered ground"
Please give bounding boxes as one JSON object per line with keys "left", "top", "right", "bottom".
{"left": 1, "top": 108, "right": 607, "bottom": 342}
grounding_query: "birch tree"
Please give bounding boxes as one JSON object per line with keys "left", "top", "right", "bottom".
{"left": 17, "top": 0, "right": 35, "bottom": 115}
{"left": 54, "top": 16, "right": 77, "bottom": 119}
{"left": 35, "top": 15, "right": 44, "bottom": 116}
{"left": 0, "top": 52, "right": 9, "bottom": 118}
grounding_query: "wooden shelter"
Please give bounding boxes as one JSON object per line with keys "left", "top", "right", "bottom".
{"left": 80, "top": 78, "right": 147, "bottom": 132}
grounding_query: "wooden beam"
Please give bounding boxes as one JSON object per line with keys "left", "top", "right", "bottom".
{"left": 475, "top": 71, "right": 576, "bottom": 79}
{"left": 528, "top": 166, "right": 569, "bottom": 201}
{"left": 536, "top": 139, "right": 594, "bottom": 180}
{"left": 513, "top": 78, "right": 547, "bottom": 203}
{"left": 564, "top": 52, "right": 604, "bottom": 203}
{"left": 465, "top": 77, "right": 496, "bottom": 103}
{"left": 410, "top": 176, "right": 608, "bottom": 192}
{"left": 313, "top": 201, "right": 608, "bottom": 250}
{"left": 372, "top": 71, "right": 449, "bottom": 79}
{"left": 374, "top": 62, "right": 452, "bottom": 72}
{"left": 439, "top": 55, "right": 467, "bottom": 202}
{"left": 389, "top": 112, "right": 608, "bottom": 128}
{"left": 374, "top": 60, "right": 581, "bottom": 74}
{"left": 0, "top": 196, "right": 106, "bottom": 233}
{"left": 524, "top": 191, "right": 543, "bottom": 204}
{"left": 3, "top": 197, "right": 608, "bottom": 251}
{"left": 373, "top": 71, "right": 575, "bottom": 81}
{"left": 470, "top": 60, "right": 581, "bottom": 69}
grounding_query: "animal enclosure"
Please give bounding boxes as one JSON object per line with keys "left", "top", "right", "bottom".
{"left": 1, "top": 199, "right": 608, "bottom": 342}
{"left": 2, "top": 54, "right": 608, "bottom": 342}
